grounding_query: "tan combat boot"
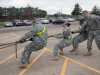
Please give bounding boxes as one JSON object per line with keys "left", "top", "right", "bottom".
{"left": 59, "top": 50, "right": 64, "bottom": 55}
{"left": 84, "top": 50, "right": 92, "bottom": 56}
{"left": 70, "top": 48, "right": 76, "bottom": 52}
{"left": 19, "top": 63, "right": 28, "bottom": 68}
{"left": 71, "top": 49, "right": 78, "bottom": 55}
{"left": 51, "top": 56, "right": 59, "bottom": 61}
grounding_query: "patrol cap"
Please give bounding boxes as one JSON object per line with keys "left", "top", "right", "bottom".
{"left": 82, "top": 10, "right": 88, "bottom": 15}
{"left": 76, "top": 15, "right": 85, "bottom": 21}
{"left": 63, "top": 22, "right": 71, "bottom": 27}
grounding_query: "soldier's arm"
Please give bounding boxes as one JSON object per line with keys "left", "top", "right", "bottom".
{"left": 74, "top": 22, "right": 86, "bottom": 33}
{"left": 55, "top": 28, "right": 70, "bottom": 39}
{"left": 93, "top": 16, "right": 100, "bottom": 25}
{"left": 20, "top": 26, "right": 38, "bottom": 40}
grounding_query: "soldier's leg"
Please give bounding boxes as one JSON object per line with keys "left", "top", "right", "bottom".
{"left": 71, "top": 35, "right": 85, "bottom": 55}
{"left": 70, "top": 35, "right": 79, "bottom": 52}
{"left": 95, "top": 35, "right": 100, "bottom": 50}
{"left": 19, "top": 42, "right": 44, "bottom": 68}
{"left": 84, "top": 32, "right": 94, "bottom": 56}
{"left": 21, "top": 49, "right": 31, "bottom": 64}
{"left": 51, "top": 40, "right": 71, "bottom": 60}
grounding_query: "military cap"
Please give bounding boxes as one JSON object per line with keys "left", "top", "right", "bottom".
{"left": 63, "top": 22, "right": 71, "bottom": 27}
{"left": 76, "top": 15, "right": 85, "bottom": 21}
{"left": 82, "top": 10, "right": 88, "bottom": 14}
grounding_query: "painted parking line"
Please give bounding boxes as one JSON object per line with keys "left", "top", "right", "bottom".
{"left": 18, "top": 48, "right": 46, "bottom": 75}
{"left": 46, "top": 48, "right": 100, "bottom": 74}
{"left": 10, "top": 33, "right": 21, "bottom": 38}
{"left": 0, "top": 48, "right": 24, "bottom": 64}
{"left": 60, "top": 59, "right": 68, "bottom": 75}
{"left": 0, "top": 33, "right": 10, "bottom": 37}
{"left": 0, "top": 37, "right": 17, "bottom": 43}
{"left": 0, "top": 35, "right": 12, "bottom": 39}
{"left": 0, "top": 33, "right": 21, "bottom": 52}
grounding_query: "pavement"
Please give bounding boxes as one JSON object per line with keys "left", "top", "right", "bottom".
{"left": 0, "top": 21, "right": 100, "bottom": 75}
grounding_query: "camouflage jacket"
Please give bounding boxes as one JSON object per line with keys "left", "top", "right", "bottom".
{"left": 55, "top": 27, "right": 72, "bottom": 40}
{"left": 20, "top": 23, "right": 48, "bottom": 47}
{"left": 86, "top": 15, "right": 100, "bottom": 31}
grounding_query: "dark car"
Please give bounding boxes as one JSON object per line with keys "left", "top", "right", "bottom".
{"left": 52, "top": 19, "right": 66, "bottom": 24}
{"left": 48, "top": 18, "right": 55, "bottom": 23}
{"left": 11, "top": 19, "right": 23, "bottom": 26}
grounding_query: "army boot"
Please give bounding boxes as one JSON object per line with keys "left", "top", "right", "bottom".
{"left": 70, "top": 48, "right": 76, "bottom": 52}
{"left": 59, "top": 50, "right": 64, "bottom": 55}
{"left": 51, "top": 56, "right": 59, "bottom": 61}
{"left": 71, "top": 49, "right": 78, "bottom": 55}
{"left": 84, "top": 50, "right": 92, "bottom": 56}
{"left": 19, "top": 63, "right": 28, "bottom": 68}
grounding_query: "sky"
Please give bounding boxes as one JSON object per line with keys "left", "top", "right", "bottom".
{"left": 0, "top": 0, "right": 100, "bottom": 15}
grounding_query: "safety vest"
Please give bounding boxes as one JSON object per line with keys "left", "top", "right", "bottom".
{"left": 64, "top": 33, "right": 72, "bottom": 40}
{"left": 79, "top": 25, "right": 82, "bottom": 29}
{"left": 37, "top": 26, "right": 46, "bottom": 35}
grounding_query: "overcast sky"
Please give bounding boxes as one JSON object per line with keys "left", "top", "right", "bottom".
{"left": 0, "top": 0, "right": 100, "bottom": 14}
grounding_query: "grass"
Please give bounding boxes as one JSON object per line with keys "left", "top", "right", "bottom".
{"left": 0, "top": 22, "right": 4, "bottom": 27}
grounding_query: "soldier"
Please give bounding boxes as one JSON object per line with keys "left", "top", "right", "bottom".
{"left": 70, "top": 15, "right": 88, "bottom": 55}
{"left": 18, "top": 20, "right": 48, "bottom": 68}
{"left": 82, "top": 10, "right": 100, "bottom": 56}
{"left": 51, "top": 22, "right": 72, "bottom": 60}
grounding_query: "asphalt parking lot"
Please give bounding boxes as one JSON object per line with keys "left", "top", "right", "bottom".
{"left": 0, "top": 22, "right": 100, "bottom": 75}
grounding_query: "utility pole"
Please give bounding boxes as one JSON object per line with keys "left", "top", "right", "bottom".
{"left": 61, "top": 7, "right": 62, "bottom": 14}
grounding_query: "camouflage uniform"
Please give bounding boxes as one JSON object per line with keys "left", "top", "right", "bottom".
{"left": 53, "top": 27, "right": 72, "bottom": 56}
{"left": 86, "top": 15, "right": 100, "bottom": 50}
{"left": 72, "top": 21, "right": 88, "bottom": 49}
{"left": 19, "top": 23, "right": 48, "bottom": 64}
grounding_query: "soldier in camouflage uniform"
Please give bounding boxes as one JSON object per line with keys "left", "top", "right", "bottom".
{"left": 70, "top": 15, "right": 88, "bottom": 55}
{"left": 82, "top": 10, "right": 100, "bottom": 56}
{"left": 51, "top": 22, "right": 72, "bottom": 60}
{"left": 18, "top": 20, "right": 48, "bottom": 68}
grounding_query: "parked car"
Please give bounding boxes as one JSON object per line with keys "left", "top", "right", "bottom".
{"left": 67, "top": 18, "right": 74, "bottom": 22}
{"left": 48, "top": 18, "right": 55, "bottom": 23}
{"left": 41, "top": 18, "right": 49, "bottom": 24}
{"left": 4, "top": 21, "right": 13, "bottom": 27}
{"left": 52, "top": 19, "right": 66, "bottom": 24}
{"left": 11, "top": 19, "right": 23, "bottom": 26}
{"left": 23, "top": 20, "right": 32, "bottom": 25}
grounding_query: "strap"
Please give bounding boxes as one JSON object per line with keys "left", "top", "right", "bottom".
{"left": 79, "top": 25, "right": 82, "bottom": 29}
{"left": 64, "top": 33, "right": 72, "bottom": 40}
{"left": 37, "top": 26, "right": 46, "bottom": 35}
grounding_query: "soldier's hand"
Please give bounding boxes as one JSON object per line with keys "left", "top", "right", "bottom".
{"left": 19, "top": 39, "right": 26, "bottom": 43}
{"left": 29, "top": 38, "right": 33, "bottom": 41}
{"left": 52, "top": 35, "right": 55, "bottom": 37}
{"left": 71, "top": 31, "right": 75, "bottom": 34}
{"left": 84, "top": 30, "right": 87, "bottom": 33}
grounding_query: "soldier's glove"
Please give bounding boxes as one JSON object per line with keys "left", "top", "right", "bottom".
{"left": 19, "top": 38, "right": 26, "bottom": 43}
{"left": 52, "top": 35, "right": 55, "bottom": 37}
{"left": 29, "top": 38, "right": 33, "bottom": 41}
{"left": 84, "top": 31, "right": 87, "bottom": 33}
{"left": 71, "top": 31, "right": 75, "bottom": 34}
{"left": 57, "top": 33, "right": 61, "bottom": 35}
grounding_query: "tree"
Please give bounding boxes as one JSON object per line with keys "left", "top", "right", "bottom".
{"left": 71, "top": 3, "right": 82, "bottom": 16}
{"left": 91, "top": 5, "right": 100, "bottom": 15}
{"left": 54, "top": 14, "right": 58, "bottom": 18}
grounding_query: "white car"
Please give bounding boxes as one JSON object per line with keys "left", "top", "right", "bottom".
{"left": 4, "top": 21, "right": 13, "bottom": 27}
{"left": 23, "top": 20, "right": 32, "bottom": 25}
{"left": 41, "top": 18, "right": 49, "bottom": 24}
{"left": 68, "top": 18, "right": 74, "bottom": 22}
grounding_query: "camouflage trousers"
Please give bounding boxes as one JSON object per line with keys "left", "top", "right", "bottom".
{"left": 54, "top": 39, "right": 72, "bottom": 56}
{"left": 21, "top": 41, "right": 44, "bottom": 64}
{"left": 87, "top": 30, "right": 100, "bottom": 50}
{"left": 72, "top": 34, "right": 86, "bottom": 49}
